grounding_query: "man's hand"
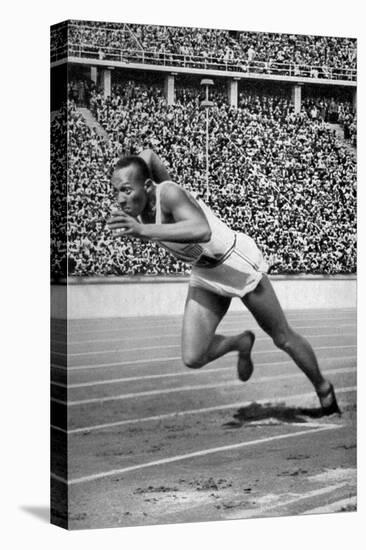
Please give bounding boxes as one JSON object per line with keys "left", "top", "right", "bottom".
{"left": 107, "top": 211, "right": 145, "bottom": 238}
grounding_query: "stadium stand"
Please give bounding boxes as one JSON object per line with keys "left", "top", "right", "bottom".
{"left": 50, "top": 75, "right": 356, "bottom": 278}
{"left": 51, "top": 21, "right": 356, "bottom": 81}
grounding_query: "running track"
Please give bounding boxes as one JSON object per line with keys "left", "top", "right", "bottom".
{"left": 50, "top": 307, "right": 357, "bottom": 529}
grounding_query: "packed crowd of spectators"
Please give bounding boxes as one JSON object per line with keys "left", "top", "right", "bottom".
{"left": 60, "top": 100, "right": 188, "bottom": 277}
{"left": 302, "top": 95, "right": 357, "bottom": 146}
{"left": 50, "top": 78, "right": 356, "bottom": 279}
{"left": 51, "top": 105, "right": 68, "bottom": 278}
{"left": 340, "top": 107, "right": 357, "bottom": 144}
{"left": 50, "top": 22, "right": 67, "bottom": 55}
{"left": 51, "top": 21, "right": 357, "bottom": 80}
{"left": 235, "top": 32, "right": 356, "bottom": 77}
{"left": 69, "top": 21, "right": 140, "bottom": 57}
{"left": 68, "top": 78, "right": 96, "bottom": 107}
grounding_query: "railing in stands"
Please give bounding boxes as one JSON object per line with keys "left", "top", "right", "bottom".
{"left": 50, "top": 43, "right": 357, "bottom": 82}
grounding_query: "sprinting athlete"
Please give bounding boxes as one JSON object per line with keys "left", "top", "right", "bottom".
{"left": 107, "top": 149, "right": 340, "bottom": 415}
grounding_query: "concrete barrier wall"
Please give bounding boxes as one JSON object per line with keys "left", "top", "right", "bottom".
{"left": 51, "top": 275, "right": 357, "bottom": 319}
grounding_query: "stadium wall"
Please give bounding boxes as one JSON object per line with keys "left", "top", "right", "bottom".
{"left": 51, "top": 275, "right": 356, "bottom": 319}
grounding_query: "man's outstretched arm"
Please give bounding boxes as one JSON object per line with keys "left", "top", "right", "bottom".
{"left": 138, "top": 149, "right": 172, "bottom": 183}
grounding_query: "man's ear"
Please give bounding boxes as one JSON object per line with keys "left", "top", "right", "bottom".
{"left": 144, "top": 178, "right": 154, "bottom": 191}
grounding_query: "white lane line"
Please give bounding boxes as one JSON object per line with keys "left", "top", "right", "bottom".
{"left": 53, "top": 313, "right": 356, "bottom": 336}
{"left": 51, "top": 386, "right": 356, "bottom": 434}
{"left": 303, "top": 496, "right": 357, "bottom": 514}
{"left": 51, "top": 356, "right": 356, "bottom": 389}
{"left": 54, "top": 319, "right": 357, "bottom": 347}
{"left": 225, "top": 483, "right": 351, "bottom": 520}
{"left": 53, "top": 319, "right": 357, "bottom": 345}
{"left": 51, "top": 344, "right": 357, "bottom": 371}
{"left": 52, "top": 329, "right": 356, "bottom": 357}
{"left": 52, "top": 355, "right": 180, "bottom": 371}
{"left": 55, "top": 316, "right": 356, "bottom": 343}
{"left": 61, "top": 310, "right": 356, "bottom": 326}
{"left": 52, "top": 359, "right": 289, "bottom": 388}
{"left": 51, "top": 473, "right": 68, "bottom": 484}
{"left": 51, "top": 423, "right": 343, "bottom": 485}
{"left": 51, "top": 368, "right": 356, "bottom": 406}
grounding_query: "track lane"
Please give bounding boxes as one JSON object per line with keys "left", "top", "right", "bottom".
{"left": 65, "top": 421, "right": 356, "bottom": 529}
{"left": 50, "top": 308, "right": 357, "bottom": 529}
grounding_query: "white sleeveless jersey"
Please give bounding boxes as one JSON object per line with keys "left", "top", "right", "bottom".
{"left": 154, "top": 181, "right": 236, "bottom": 267}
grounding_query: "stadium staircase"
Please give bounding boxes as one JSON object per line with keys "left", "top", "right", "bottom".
{"left": 77, "top": 107, "right": 109, "bottom": 140}
{"left": 326, "top": 122, "right": 356, "bottom": 155}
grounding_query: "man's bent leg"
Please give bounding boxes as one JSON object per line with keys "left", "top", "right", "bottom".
{"left": 182, "top": 286, "right": 253, "bottom": 369}
{"left": 242, "top": 275, "right": 340, "bottom": 412}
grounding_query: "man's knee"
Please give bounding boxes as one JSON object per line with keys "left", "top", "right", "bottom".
{"left": 182, "top": 351, "right": 206, "bottom": 369}
{"left": 272, "top": 327, "right": 294, "bottom": 351}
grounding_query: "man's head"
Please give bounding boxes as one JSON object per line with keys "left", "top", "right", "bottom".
{"left": 111, "top": 156, "right": 153, "bottom": 217}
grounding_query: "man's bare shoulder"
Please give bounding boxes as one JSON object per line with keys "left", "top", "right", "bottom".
{"left": 159, "top": 181, "right": 186, "bottom": 205}
{"left": 159, "top": 181, "right": 195, "bottom": 218}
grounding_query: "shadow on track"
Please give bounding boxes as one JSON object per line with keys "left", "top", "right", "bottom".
{"left": 223, "top": 401, "right": 333, "bottom": 429}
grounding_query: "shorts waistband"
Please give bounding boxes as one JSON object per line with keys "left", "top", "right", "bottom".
{"left": 193, "top": 235, "right": 237, "bottom": 269}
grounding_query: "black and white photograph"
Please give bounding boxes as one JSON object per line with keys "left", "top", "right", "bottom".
{"left": 49, "top": 15, "right": 358, "bottom": 531}
{"left": 3, "top": 0, "right": 365, "bottom": 547}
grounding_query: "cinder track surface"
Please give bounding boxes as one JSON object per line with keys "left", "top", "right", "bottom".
{"left": 51, "top": 308, "right": 357, "bottom": 529}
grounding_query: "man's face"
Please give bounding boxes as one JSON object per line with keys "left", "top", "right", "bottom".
{"left": 112, "top": 165, "right": 148, "bottom": 218}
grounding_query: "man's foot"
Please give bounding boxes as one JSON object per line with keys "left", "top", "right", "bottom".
{"left": 237, "top": 331, "right": 255, "bottom": 382}
{"left": 317, "top": 382, "right": 341, "bottom": 415}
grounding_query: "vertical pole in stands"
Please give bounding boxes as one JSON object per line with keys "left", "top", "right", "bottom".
{"left": 206, "top": 107, "right": 209, "bottom": 200}
{"left": 292, "top": 83, "right": 303, "bottom": 114}
{"left": 200, "top": 79, "right": 214, "bottom": 202}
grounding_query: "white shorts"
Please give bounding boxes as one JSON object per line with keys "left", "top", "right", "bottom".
{"left": 189, "top": 233, "right": 268, "bottom": 298}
